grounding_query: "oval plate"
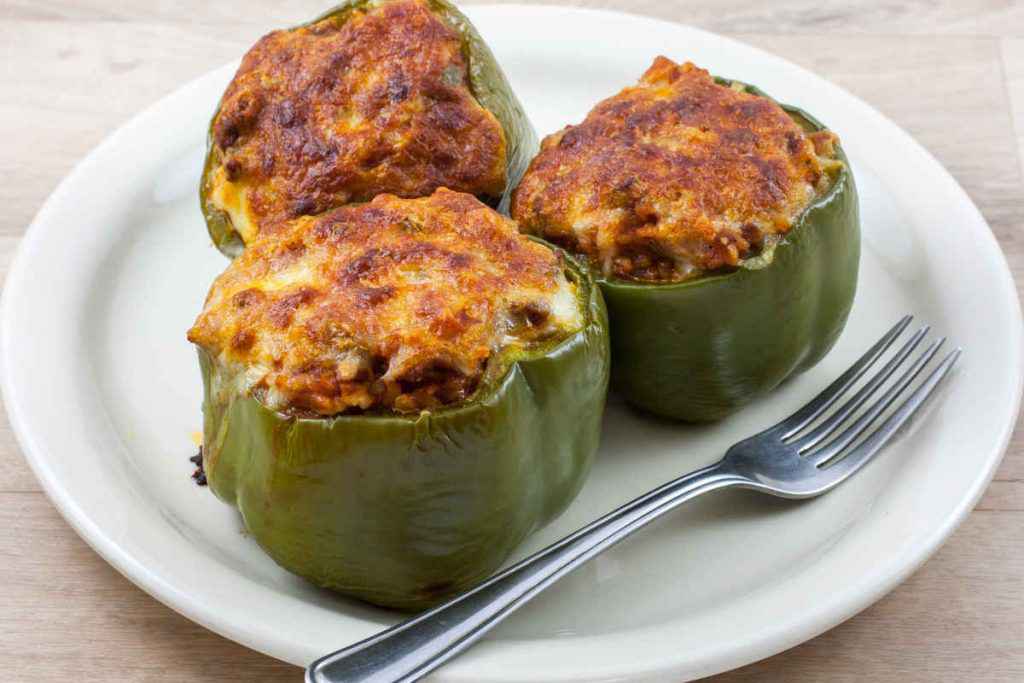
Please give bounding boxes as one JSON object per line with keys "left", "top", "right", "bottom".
{"left": 2, "top": 5, "right": 1021, "bottom": 681}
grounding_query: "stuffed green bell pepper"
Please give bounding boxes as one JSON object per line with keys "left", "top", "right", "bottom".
{"left": 201, "top": 0, "right": 538, "bottom": 257}
{"left": 187, "top": 189, "right": 609, "bottom": 609}
{"left": 512, "top": 56, "right": 860, "bottom": 422}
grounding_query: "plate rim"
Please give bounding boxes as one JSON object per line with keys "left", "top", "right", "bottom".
{"left": 3, "top": 4, "right": 1022, "bottom": 681}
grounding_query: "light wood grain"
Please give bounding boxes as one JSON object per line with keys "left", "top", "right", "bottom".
{"left": 4, "top": 0, "right": 1024, "bottom": 36}
{"left": 1003, "top": 39, "right": 1024, "bottom": 181}
{"left": 1, "top": 2, "right": 1022, "bottom": 681}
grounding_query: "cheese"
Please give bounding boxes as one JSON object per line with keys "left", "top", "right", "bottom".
{"left": 203, "top": 0, "right": 508, "bottom": 245}
{"left": 207, "top": 167, "right": 260, "bottom": 244}
{"left": 512, "top": 57, "right": 843, "bottom": 283}
{"left": 188, "top": 189, "right": 583, "bottom": 416}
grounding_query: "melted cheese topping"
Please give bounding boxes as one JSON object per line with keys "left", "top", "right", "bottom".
{"left": 511, "top": 57, "right": 843, "bottom": 283}
{"left": 207, "top": 166, "right": 259, "bottom": 244}
{"left": 188, "top": 189, "right": 582, "bottom": 416}
{"left": 204, "top": 0, "right": 507, "bottom": 244}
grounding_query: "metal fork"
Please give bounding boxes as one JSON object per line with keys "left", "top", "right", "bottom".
{"left": 307, "top": 316, "right": 960, "bottom": 683}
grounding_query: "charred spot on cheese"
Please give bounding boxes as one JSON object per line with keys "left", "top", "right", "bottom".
{"left": 204, "top": 0, "right": 508, "bottom": 245}
{"left": 188, "top": 189, "right": 582, "bottom": 416}
{"left": 511, "top": 57, "right": 844, "bottom": 284}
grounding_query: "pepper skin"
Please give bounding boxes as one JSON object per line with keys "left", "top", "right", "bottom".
{"left": 600, "top": 85, "right": 859, "bottom": 422}
{"left": 200, "top": 0, "right": 538, "bottom": 257}
{"left": 197, "top": 254, "right": 609, "bottom": 610}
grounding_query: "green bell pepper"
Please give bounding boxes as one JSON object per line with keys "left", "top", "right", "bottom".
{"left": 200, "top": 0, "right": 538, "bottom": 257}
{"left": 602, "top": 82, "right": 860, "bottom": 422}
{"left": 197, "top": 254, "right": 609, "bottom": 610}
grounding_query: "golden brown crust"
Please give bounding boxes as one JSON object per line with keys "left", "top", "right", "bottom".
{"left": 188, "top": 189, "right": 580, "bottom": 416}
{"left": 206, "top": 0, "right": 507, "bottom": 243}
{"left": 511, "top": 57, "right": 841, "bottom": 283}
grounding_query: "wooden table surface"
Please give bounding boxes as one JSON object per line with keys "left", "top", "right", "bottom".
{"left": 2, "top": 1, "right": 1022, "bottom": 680}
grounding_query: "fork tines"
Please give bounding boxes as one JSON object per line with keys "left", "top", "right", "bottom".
{"left": 778, "top": 316, "right": 961, "bottom": 470}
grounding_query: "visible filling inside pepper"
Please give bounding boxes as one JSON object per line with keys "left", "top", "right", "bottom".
{"left": 511, "top": 57, "right": 843, "bottom": 283}
{"left": 204, "top": 0, "right": 508, "bottom": 245}
{"left": 188, "top": 189, "right": 583, "bottom": 416}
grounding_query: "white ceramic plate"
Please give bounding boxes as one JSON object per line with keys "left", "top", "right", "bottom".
{"left": 3, "top": 5, "right": 1021, "bottom": 681}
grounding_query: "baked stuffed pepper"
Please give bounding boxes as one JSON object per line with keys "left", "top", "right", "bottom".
{"left": 202, "top": 0, "right": 537, "bottom": 256}
{"left": 187, "top": 189, "right": 609, "bottom": 609}
{"left": 512, "top": 57, "right": 860, "bottom": 421}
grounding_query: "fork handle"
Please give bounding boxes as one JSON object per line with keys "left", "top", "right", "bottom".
{"left": 306, "top": 461, "right": 745, "bottom": 683}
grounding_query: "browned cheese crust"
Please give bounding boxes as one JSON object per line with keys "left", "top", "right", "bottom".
{"left": 188, "top": 189, "right": 581, "bottom": 416}
{"left": 206, "top": 0, "right": 508, "bottom": 244}
{"left": 511, "top": 57, "right": 841, "bottom": 283}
